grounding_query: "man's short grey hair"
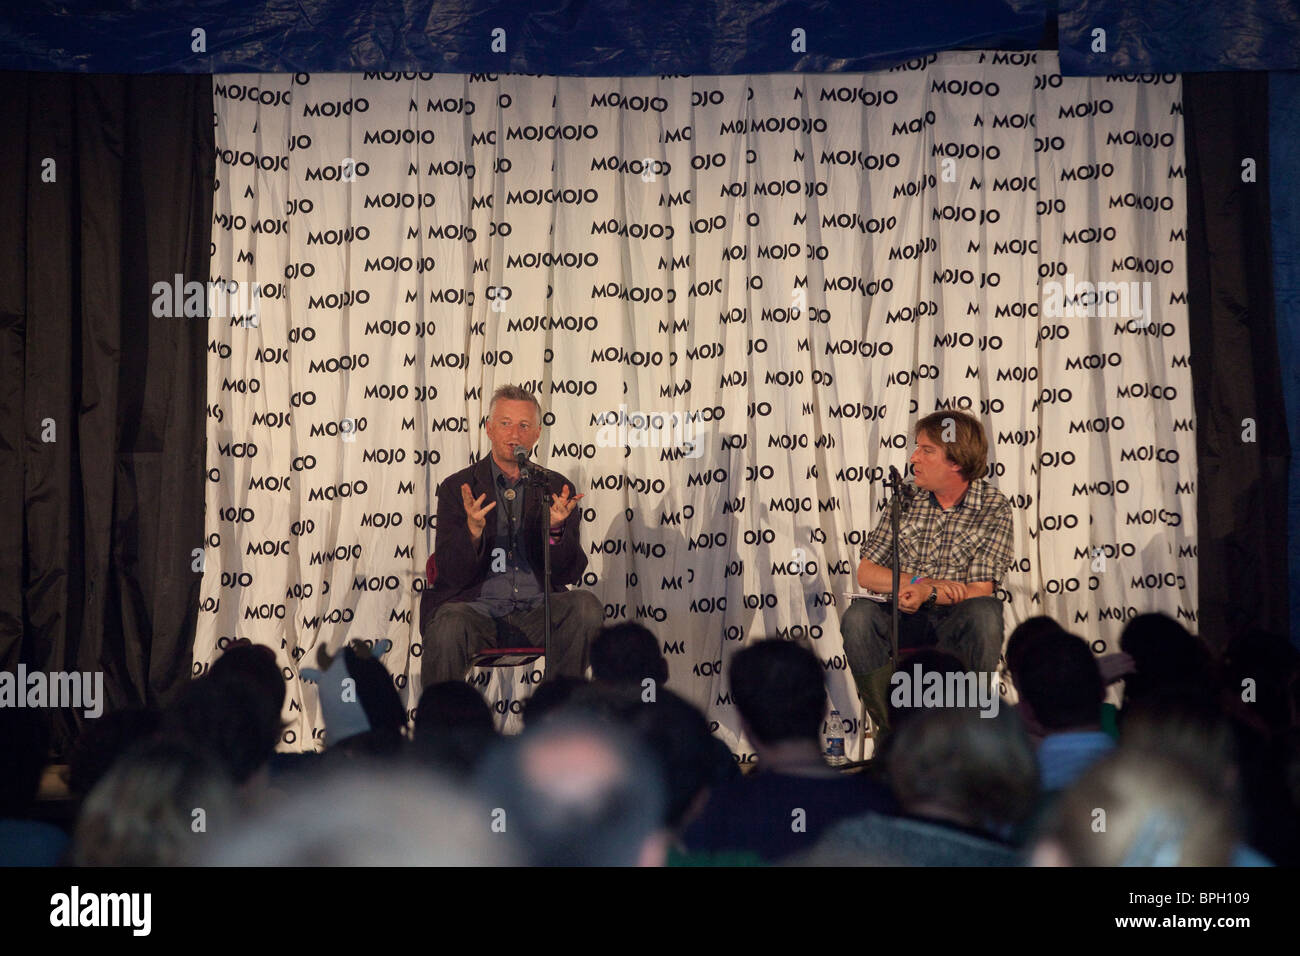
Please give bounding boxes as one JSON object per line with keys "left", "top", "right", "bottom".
{"left": 488, "top": 385, "right": 543, "bottom": 421}
{"left": 473, "top": 716, "right": 666, "bottom": 866}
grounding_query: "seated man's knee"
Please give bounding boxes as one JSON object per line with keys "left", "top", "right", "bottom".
{"left": 433, "top": 602, "right": 485, "bottom": 631}
{"left": 965, "top": 596, "right": 1004, "bottom": 631}
{"left": 840, "top": 599, "right": 885, "bottom": 646}
{"left": 958, "top": 596, "right": 1005, "bottom": 667}
{"left": 569, "top": 590, "right": 604, "bottom": 628}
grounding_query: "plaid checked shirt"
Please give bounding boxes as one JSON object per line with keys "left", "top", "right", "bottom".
{"left": 858, "top": 478, "right": 1015, "bottom": 585}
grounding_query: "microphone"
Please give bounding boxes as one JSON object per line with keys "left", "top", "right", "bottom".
{"left": 889, "top": 465, "right": 916, "bottom": 500}
{"left": 513, "top": 445, "right": 529, "bottom": 477}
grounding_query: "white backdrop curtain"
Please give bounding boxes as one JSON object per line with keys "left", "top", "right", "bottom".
{"left": 196, "top": 52, "right": 1194, "bottom": 758}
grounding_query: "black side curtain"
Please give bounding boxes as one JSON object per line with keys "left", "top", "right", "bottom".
{"left": 0, "top": 73, "right": 213, "bottom": 755}
{"left": 1184, "top": 72, "right": 1290, "bottom": 647}
{"left": 0, "top": 67, "right": 1287, "bottom": 759}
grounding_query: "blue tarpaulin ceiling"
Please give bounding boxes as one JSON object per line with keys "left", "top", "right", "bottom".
{"left": 3, "top": 1, "right": 1297, "bottom": 643}
{"left": 3, "top": 1, "right": 1298, "bottom": 76}
{"left": 1, "top": 0, "right": 1046, "bottom": 75}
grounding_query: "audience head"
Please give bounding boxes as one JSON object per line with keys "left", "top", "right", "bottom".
{"left": 521, "top": 676, "right": 588, "bottom": 727}
{"left": 72, "top": 739, "right": 236, "bottom": 866}
{"left": 210, "top": 641, "right": 285, "bottom": 716}
{"left": 1120, "top": 613, "right": 1211, "bottom": 702}
{"left": 729, "top": 639, "right": 826, "bottom": 748}
{"left": 207, "top": 766, "right": 516, "bottom": 866}
{"left": 1033, "top": 748, "right": 1236, "bottom": 866}
{"left": 162, "top": 671, "right": 282, "bottom": 786}
{"left": 1119, "top": 692, "right": 1238, "bottom": 792}
{"left": 411, "top": 681, "right": 496, "bottom": 779}
{"left": 591, "top": 622, "right": 669, "bottom": 688}
{"left": 1004, "top": 615, "right": 1067, "bottom": 684}
{"left": 415, "top": 681, "right": 494, "bottom": 737}
{"left": 623, "top": 689, "right": 726, "bottom": 833}
{"left": 474, "top": 716, "right": 667, "bottom": 866}
{"left": 1016, "top": 630, "right": 1104, "bottom": 731}
{"left": 888, "top": 706, "right": 1039, "bottom": 836}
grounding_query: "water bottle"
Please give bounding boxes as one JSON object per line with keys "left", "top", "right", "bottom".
{"left": 825, "top": 709, "right": 846, "bottom": 766}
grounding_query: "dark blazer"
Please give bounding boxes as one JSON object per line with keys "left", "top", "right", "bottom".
{"left": 419, "top": 456, "right": 588, "bottom": 634}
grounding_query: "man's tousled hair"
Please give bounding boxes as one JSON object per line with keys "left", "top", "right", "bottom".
{"left": 916, "top": 410, "right": 989, "bottom": 482}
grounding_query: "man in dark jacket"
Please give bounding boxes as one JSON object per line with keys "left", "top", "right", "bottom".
{"left": 419, "top": 385, "right": 602, "bottom": 690}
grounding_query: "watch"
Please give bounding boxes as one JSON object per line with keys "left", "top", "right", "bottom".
{"left": 922, "top": 585, "right": 938, "bottom": 609}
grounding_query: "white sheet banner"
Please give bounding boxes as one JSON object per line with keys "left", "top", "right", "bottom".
{"left": 197, "top": 51, "right": 1194, "bottom": 758}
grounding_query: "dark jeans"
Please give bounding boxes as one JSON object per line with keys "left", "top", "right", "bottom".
{"left": 421, "top": 590, "right": 603, "bottom": 690}
{"left": 840, "top": 596, "right": 1005, "bottom": 728}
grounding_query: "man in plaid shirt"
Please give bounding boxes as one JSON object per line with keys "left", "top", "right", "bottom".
{"left": 841, "top": 411, "right": 1014, "bottom": 728}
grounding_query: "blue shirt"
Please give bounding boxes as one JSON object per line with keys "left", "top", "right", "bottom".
{"left": 466, "top": 458, "right": 544, "bottom": 618}
{"left": 1038, "top": 730, "right": 1116, "bottom": 792}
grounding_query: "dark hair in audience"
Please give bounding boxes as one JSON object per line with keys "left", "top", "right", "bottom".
{"left": 1004, "top": 615, "right": 1067, "bottom": 683}
{"left": 474, "top": 716, "right": 666, "bottom": 866}
{"left": 562, "top": 681, "right": 643, "bottom": 724}
{"left": 67, "top": 708, "right": 161, "bottom": 798}
{"left": 1016, "top": 630, "right": 1104, "bottom": 730}
{"left": 591, "top": 622, "right": 669, "bottom": 687}
{"left": 73, "top": 739, "right": 236, "bottom": 866}
{"left": 624, "top": 689, "right": 725, "bottom": 832}
{"left": 415, "top": 681, "right": 494, "bottom": 738}
{"left": 1120, "top": 613, "right": 1211, "bottom": 702}
{"left": 210, "top": 642, "right": 285, "bottom": 715}
{"left": 888, "top": 706, "right": 1039, "bottom": 836}
{"left": 522, "top": 676, "right": 588, "bottom": 727}
{"left": 162, "top": 672, "right": 282, "bottom": 784}
{"left": 729, "top": 639, "right": 826, "bottom": 747}
{"left": 0, "top": 707, "right": 50, "bottom": 817}
{"left": 410, "top": 681, "right": 496, "bottom": 779}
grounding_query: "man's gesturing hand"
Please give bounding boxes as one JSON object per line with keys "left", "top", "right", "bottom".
{"left": 462, "top": 483, "right": 496, "bottom": 541}
{"left": 548, "top": 484, "right": 584, "bottom": 530}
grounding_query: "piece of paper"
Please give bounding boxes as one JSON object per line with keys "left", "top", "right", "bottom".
{"left": 845, "top": 591, "right": 890, "bottom": 603}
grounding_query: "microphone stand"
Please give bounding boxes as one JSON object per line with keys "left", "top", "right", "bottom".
{"left": 886, "top": 466, "right": 909, "bottom": 669}
{"left": 518, "top": 452, "right": 554, "bottom": 671}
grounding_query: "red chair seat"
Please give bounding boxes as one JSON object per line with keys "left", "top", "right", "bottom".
{"left": 471, "top": 647, "right": 545, "bottom": 667}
